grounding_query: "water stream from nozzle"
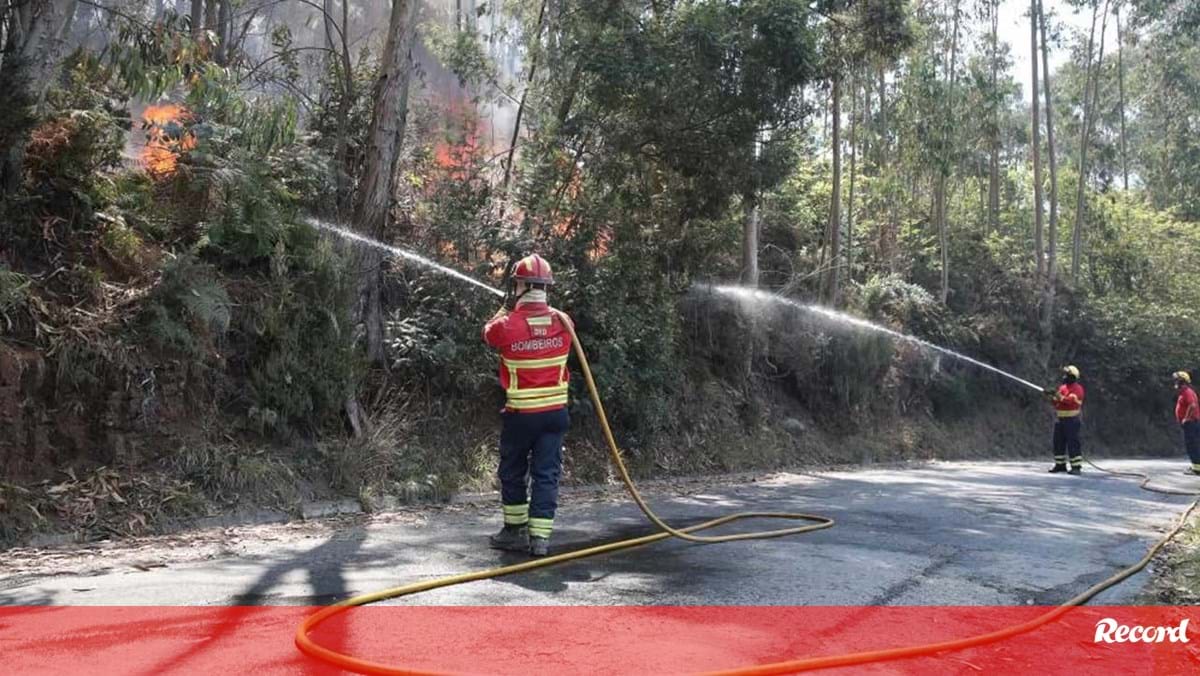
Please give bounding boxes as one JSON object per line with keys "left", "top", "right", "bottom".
{"left": 705, "top": 285, "right": 1045, "bottom": 393}
{"left": 305, "top": 217, "right": 505, "bottom": 298}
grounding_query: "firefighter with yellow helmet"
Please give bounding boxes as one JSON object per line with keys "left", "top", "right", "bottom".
{"left": 1045, "top": 365, "right": 1085, "bottom": 475}
{"left": 1173, "top": 371, "right": 1200, "bottom": 476}
{"left": 481, "top": 254, "right": 573, "bottom": 557}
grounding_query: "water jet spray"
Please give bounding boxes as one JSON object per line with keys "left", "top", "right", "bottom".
{"left": 703, "top": 285, "right": 1046, "bottom": 393}
{"left": 305, "top": 217, "right": 505, "bottom": 298}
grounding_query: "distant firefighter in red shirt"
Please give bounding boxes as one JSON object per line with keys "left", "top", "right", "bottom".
{"left": 482, "top": 254, "right": 573, "bottom": 557}
{"left": 1172, "top": 371, "right": 1200, "bottom": 476}
{"left": 1045, "top": 365, "right": 1085, "bottom": 475}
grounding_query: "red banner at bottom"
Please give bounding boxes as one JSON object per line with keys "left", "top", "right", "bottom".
{"left": 2, "top": 606, "right": 1199, "bottom": 674}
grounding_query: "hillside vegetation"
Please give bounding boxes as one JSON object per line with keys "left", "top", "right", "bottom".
{"left": 1, "top": 0, "right": 1197, "bottom": 544}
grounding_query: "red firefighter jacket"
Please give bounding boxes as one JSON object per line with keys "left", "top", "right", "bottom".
{"left": 1054, "top": 382, "right": 1085, "bottom": 418}
{"left": 1176, "top": 386, "right": 1200, "bottom": 424}
{"left": 482, "top": 301, "right": 572, "bottom": 414}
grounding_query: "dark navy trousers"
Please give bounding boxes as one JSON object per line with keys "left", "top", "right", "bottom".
{"left": 1182, "top": 421, "right": 1200, "bottom": 466}
{"left": 1053, "top": 417, "right": 1082, "bottom": 465}
{"left": 499, "top": 408, "right": 569, "bottom": 521}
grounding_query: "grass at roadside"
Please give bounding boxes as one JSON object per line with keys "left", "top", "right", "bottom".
{"left": 1147, "top": 512, "right": 1200, "bottom": 604}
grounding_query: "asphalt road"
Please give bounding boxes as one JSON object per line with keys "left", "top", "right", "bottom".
{"left": 2, "top": 459, "right": 1197, "bottom": 608}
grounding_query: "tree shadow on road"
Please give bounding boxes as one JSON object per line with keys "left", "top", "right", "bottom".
{"left": 129, "top": 527, "right": 376, "bottom": 676}
{"left": 232, "top": 528, "right": 369, "bottom": 605}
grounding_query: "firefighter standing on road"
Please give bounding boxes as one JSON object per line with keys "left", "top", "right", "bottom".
{"left": 1173, "top": 371, "right": 1200, "bottom": 476}
{"left": 482, "top": 254, "right": 573, "bottom": 557}
{"left": 1046, "top": 365, "right": 1085, "bottom": 475}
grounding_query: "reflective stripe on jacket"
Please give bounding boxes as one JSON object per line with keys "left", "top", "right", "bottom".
{"left": 483, "top": 302, "right": 572, "bottom": 413}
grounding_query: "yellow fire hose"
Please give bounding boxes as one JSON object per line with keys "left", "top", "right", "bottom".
{"left": 296, "top": 315, "right": 1200, "bottom": 674}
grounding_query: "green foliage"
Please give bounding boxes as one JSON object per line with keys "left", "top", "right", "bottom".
{"left": 520, "top": 0, "right": 820, "bottom": 224}
{"left": 570, "top": 276, "right": 684, "bottom": 445}
{"left": 101, "top": 172, "right": 168, "bottom": 240}
{"left": 0, "top": 265, "right": 33, "bottom": 337}
{"left": 386, "top": 278, "right": 495, "bottom": 395}
{"left": 201, "top": 151, "right": 295, "bottom": 265}
{"left": 1058, "top": 295, "right": 1198, "bottom": 424}
{"left": 1085, "top": 188, "right": 1200, "bottom": 304}
{"left": 821, "top": 328, "right": 895, "bottom": 413}
{"left": 107, "top": 12, "right": 206, "bottom": 99}
{"left": 141, "top": 257, "right": 231, "bottom": 360}
{"left": 238, "top": 238, "right": 357, "bottom": 437}
{"left": 5, "top": 54, "right": 130, "bottom": 272}
{"left": 856, "top": 274, "right": 938, "bottom": 326}
{"left": 0, "top": 266, "right": 31, "bottom": 314}
{"left": 170, "top": 441, "right": 299, "bottom": 505}
{"left": 928, "top": 372, "right": 972, "bottom": 420}
{"left": 100, "top": 216, "right": 144, "bottom": 266}
{"left": 0, "top": 55, "right": 37, "bottom": 172}
{"left": 187, "top": 65, "right": 299, "bottom": 155}
{"left": 424, "top": 19, "right": 493, "bottom": 88}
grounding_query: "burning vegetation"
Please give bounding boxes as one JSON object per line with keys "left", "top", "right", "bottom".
{"left": 140, "top": 104, "right": 196, "bottom": 178}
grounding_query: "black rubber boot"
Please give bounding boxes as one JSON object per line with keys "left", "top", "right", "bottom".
{"left": 529, "top": 536, "right": 550, "bottom": 557}
{"left": 1068, "top": 466, "right": 1082, "bottom": 475}
{"left": 489, "top": 524, "right": 529, "bottom": 552}
{"left": 1048, "top": 464, "right": 1067, "bottom": 473}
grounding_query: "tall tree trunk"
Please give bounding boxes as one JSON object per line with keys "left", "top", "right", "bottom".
{"left": 33, "top": 0, "right": 76, "bottom": 109}
{"left": 498, "top": 0, "right": 548, "bottom": 219}
{"left": 1072, "top": 0, "right": 1111, "bottom": 284}
{"left": 352, "top": 0, "right": 418, "bottom": 367}
{"left": 333, "top": 0, "right": 354, "bottom": 214}
{"left": 1, "top": 0, "right": 74, "bottom": 194}
{"left": 1038, "top": 0, "right": 1059, "bottom": 339}
{"left": 741, "top": 192, "right": 759, "bottom": 287}
{"left": 1116, "top": 2, "right": 1128, "bottom": 192}
{"left": 847, "top": 75, "right": 858, "bottom": 284}
{"left": 191, "top": 0, "right": 204, "bottom": 38}
{"left": 861, "top": 73, "right": 872, "bottom": 174}
{"left": 322, "top": 0, "right": 336, "bottom": 87}
{"left": 205, "top": 0, "right": 217, "bottom": 31}
{"left": 1030, "top": 0, "right": 1045, "bottom": 281}
{"left": 876, "top": 66, "right": 887, "bottom": 168}
{"left": 739, "top": 191, "right": 760, "bottom": 397}
{"left": 823, "top": 77, "right": 842, "bottom": 306}
{"left": 215, "top": 0, "right": 231, "bottom": 65}
{"left": 878, "top": 65, "right": 896, "bottom": 272}
{"left": 1071, "top": 2, "right": 1100, "bottom": 284}
{"left": 938, "top": 0, "right": 961, "bottom": 305}
{"left": 988, "top": 0, "right": 1000, "bottom": 232}
{"left": 935, "top": 179, "right": 948, "bottom": 303}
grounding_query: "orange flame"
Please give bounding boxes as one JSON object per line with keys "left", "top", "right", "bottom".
{"left": 428, "top": 98, "right": 491, "bottom": 183}
{"left": 589, "top": 227, "right": 612, "bottom": 260}
{"left": 141, "top": 104, "right": 196, "bottom": 178}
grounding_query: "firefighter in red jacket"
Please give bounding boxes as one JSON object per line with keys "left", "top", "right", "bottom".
{"left": 1046, "top": 365, "right": 1085, "bottom": 475}
{"left": 1173, "top": 371, "right": 1200, "bottom": 476}
{"left": 482, "top": 254, "right": 572, "bottom": 557}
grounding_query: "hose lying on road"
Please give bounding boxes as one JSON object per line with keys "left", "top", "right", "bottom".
{"left": 1084, "top": 455, "right": 1200, "bottom": 496}
{"left": 296, "top": 318, "right": 1200, "bottom": 675}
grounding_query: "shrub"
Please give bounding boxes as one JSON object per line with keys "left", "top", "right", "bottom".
{"left": 0, "top": 266, "right": 31, "bottom": 316}
{"left": 238, "top": 239, "right": 357, "bottom": 436}
{"left": 141, "top": 257, "right": 231, "bottom": 360}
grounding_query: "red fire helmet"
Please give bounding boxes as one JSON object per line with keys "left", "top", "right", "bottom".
{"left": 511, "top": 254, "right": 555, "bottom": 286}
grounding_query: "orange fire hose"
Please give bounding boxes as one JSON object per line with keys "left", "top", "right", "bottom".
{"left": 296, "top": 314, "right": 1200, "bottom": 674}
